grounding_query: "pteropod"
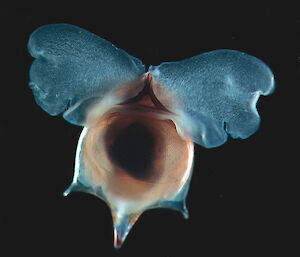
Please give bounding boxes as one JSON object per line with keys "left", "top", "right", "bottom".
{"left": 28, "top": 24, "right": 275, "bottom": 248}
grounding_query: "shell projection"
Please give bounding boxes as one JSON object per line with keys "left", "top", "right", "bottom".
{"left": 28, "top": 24, "right": 275, "bottom": 248}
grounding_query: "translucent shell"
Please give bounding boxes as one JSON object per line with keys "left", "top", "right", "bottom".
{"left": 28, "top": 24, "right": 275, "bottom": 248}
{"left": 64, "top": 90, "right": 194, "bottom": 248}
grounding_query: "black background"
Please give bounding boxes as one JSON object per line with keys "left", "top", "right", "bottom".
{"left": 0, "top": 6, "right": 296, "bottom": 256}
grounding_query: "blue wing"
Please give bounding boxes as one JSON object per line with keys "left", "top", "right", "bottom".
{"left": 149, "top": 50, "right": 275, "bottom": 148}
{"left": 28, "top": 24, "right": 145, "bottom": 125}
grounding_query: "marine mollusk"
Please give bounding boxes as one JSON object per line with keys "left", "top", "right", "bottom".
{"left": 28, "top": 24, "right": 275, "bottom": 248}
